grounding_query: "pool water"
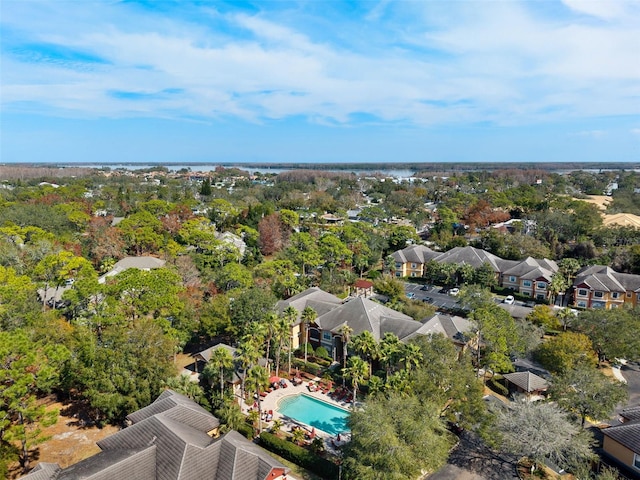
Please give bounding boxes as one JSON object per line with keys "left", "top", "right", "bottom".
{"left": 277, "top": 394, "right": 349, "bottom": 435}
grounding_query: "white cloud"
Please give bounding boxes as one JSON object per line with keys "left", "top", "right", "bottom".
{"left": 560, "top": 0, "right": 632, "bottom": 20}
{"left": 1, "top": 1, "right": 639, "bottom": 128}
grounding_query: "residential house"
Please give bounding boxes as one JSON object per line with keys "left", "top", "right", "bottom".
{"left": 98, "top": 256, "right": 166, "bottom": 284}
{"left": 502, "top": 371, "right": 549, "bottom": 401}
{"left": 391, "top": 244, "right": 440, "bottom": 278}
{"left": 409, "top": 313, "right": 474, "bottom": 355}
{"left": 391, "top": 245, "right": 560, "bottom": 302}
{"left": 572, "top": 265, "right": 640, "bottom": 309}
{"left": 500, "top": 257, "right": 559, "bottom": 301}
{"left": 602, "top": 406, "right": 640, "bottom": 477}
{"left": 277, "top": 287, "right": 434, "bottom": 363}
{"left": 21, "top": 390, "right": 289, "bottom": 480}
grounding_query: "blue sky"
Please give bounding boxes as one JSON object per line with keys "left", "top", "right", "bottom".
{"left": 1, "top": 0, "right": 639, "bottom": 164}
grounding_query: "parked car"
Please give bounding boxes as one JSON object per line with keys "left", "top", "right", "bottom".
{"left": 449, "top": 288, "right": 460, "bottom": 296}
{"left": 406, "top": 292, "right": 416, "bottom": 299}
{"left": 420, "top": 285, "right": 430, "bottom": 291}
{"left": 503, "top": 295, "right": 515, "bottom": 305}
{"left": 422, "top": 297, "right": 433, "bottom": 303}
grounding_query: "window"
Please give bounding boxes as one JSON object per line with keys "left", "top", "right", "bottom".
{"left": 322, "top": 332, "right": 332, "bottom": 341}
{"left": 523, "top": 280, "right": 532, "bottom": 287}
{"left": 509, "top": 276, "right": 516, "bottom": 283}
{"left": 395, "top": 272, "right": 401, "bottom": 277}
{"left": 411, "top": 272, "right": 416, "bottom": 277}
{"left": 626, "top": 292, "right": 632, "bottom": 298}
{"left": 411, "top": 263, "right": 417, "bottom": 268}
{"left": 594, "top": 291, "right": 604, "bottom": 298}
{"left": 522, "top": 291, "right": 531, "bottom": 297}
{"left": 536, "top": 294, "right": 545, "bottom": 300}
{"left": 578, "top": 289, "right": 588, "bottom": 297}
{"left": 537, "top": 282, "right": 546, "bottom": 290}
{"left": 395, "top": 262, "right": 402, "bottom": 269}
{"left": 577, "top": 301, "right": 587, "bottom": 308}
{"left": 634, "top": 453, "right": 640, "bottom": 470}
{"left": 611, "top": 292, "right": 620, "bottom": 299}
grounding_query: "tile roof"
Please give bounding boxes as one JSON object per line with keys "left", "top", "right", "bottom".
{"left": 503, "top": 371, "right": 549, "bottom": 393}
{"left": 602, "top": 420, "right": 640, "bottom": 454}
{"left": 20, "top": 463, "right": 61, "bottom": 480}
{"left": 412, "top": 314, "right": 473, "bottom": 344}
{"left": 620, "top": 405, "right": 640, "bottom": 422}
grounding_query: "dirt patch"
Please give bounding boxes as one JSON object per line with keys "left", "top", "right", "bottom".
{"left": 581, "top": 195, "right": 613, "bottom": 211}
{"left": 7, "top": 400, "right": 120, "bottom": 479}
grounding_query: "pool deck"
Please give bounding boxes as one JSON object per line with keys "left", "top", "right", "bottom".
{"left": 242, "top": 378, "right": 353, "bottom": 449}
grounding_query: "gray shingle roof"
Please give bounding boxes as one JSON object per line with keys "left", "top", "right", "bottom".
{"left": 391, "top": 245, "right": 440, "bottom": 264}
{"left": 316, "top": 296, "right": 418, "bottom": 341}
{"left": 20, "top": 463, "right": 61, "bottom": 480}
{"left": 411, "top": 314, "right": 473, "bottom": 344}
{"left": 434, "top": 246, "right": 503, "bottom": 271}
{"left": 603, "top": 420, "right": 640, "bottom": 454}
{"left": 574, "top": 265, "right": 627, "bottom": 292}
{"left": 127, "top": 390, "right": 219, "bottom": 433}
{"left": 275, "top": 287, "right": 343, "bottom": 325}
{"left": 503, "top": 371, "right": 549, "bottom": 393}
{"left": 22, "top": 391, "right": 287, "bottom": 480}
{"left": 620, "top": 405, "right": 640, "bottom": 422}
{"left": 58, "top": 447, "right": 157, "bottom": 480}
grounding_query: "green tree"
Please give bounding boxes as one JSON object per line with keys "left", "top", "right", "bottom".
{"left": 575, "top": 307, "right": 640, "bottom": 362}
{"left": 550, "top": 365, "right": 628, "bottom": 428}
{"left": 470, "top": 304, "right": 519, "bottom": 375}
{"left": 534, "top": 332, "right": 598, "bottom": 374}
{"left": 344, "top": 393, "right": 452, "bottom": 479}
{"left": 246, "top": 365, "right": 269, "bottom": 434}
{"left": 527, "top": 305, "right": 561, "bottom": 331}
{"left": 344, "top": 356, "right": 368, "bottom": 409}
{"left": 0, "top": 330, "right": 70, "bottom": 473}
{"left": 230, "top": 287, "right": 276, "bottom": 336}
{"left": 373, "top": 275, "right": 404, "bottom": 300}
{"left": 351, "top": 330, "right": 379, "bottom": 376}
{"left": 117, "top": 210, "right": 165, "bottom": 255}
{"left": 203, "top": 347, "right": 234, "bottom": 395}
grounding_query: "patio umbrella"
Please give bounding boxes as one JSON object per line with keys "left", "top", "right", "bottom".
{"left": 269, "top": 376, "right": 280, "bottom": 384}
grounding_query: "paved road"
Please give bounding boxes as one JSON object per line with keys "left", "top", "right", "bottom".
{"left": 617, "top": 361, "right": 640, "bottom": 415}
{"left": 428, "top": 431, "right": 519, "bottom": 480}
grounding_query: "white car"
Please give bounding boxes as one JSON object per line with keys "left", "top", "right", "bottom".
{"left": 449, "top": 288, "right": 460, "bottom": 296}
{"left": 503, "top": 295, "right": 515, "bottom": 305}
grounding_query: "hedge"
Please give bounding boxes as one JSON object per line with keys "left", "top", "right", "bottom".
{"left": 259, "top": 432, "right": 339, "bottom": 479}
{"left": 237, "top": 423, "right": 254, "bottom": 439}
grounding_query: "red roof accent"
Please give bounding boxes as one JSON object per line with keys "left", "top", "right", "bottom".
{"left": 355, "top": 279, "right": 374, "bottom": 288}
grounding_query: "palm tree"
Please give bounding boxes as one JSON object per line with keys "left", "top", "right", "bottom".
{"left": 236, "top": 339, "right": 260, "bottom": 403}
{"left": 351, "top": 330, "right": 378, "bottom": 376}
{"left": 246, "top": 364, "right": 269, "bottom": 434}
{"left": 271, "top": 418, "right": 284, "bottom": 435}
{"left": 344, "top": 356, "right": 368, "bottom": 409}
{"left": 301, "top": 306, "right": 317, "bottom": 365}
{"left": 379, "top": 332, "right": 402, "bottom": 378}
{"left": 215, "top": 399, "right": 245, "bottom": 433}
{"left": 274, "top": 316, "right": 291, "bottom": 378}
{"left": 262, "top": 312, "right": 279, "bottom": 374}
{"left": 338, "top": 324, "right": 353, "bottom": 369}
{"left": 291, "top": 427, "right": 306, "bottom": 446}
{"left": 163, "top": 374, "right": 207, "bottom": 405}
{"left": 283, "top": 306, "right": 298, "bottom": 375}
{"left": 204, "top": 347, "right": 234, "bottom": 395}
{"left": 400, "top": 343, "right": 423, "bottom": 371}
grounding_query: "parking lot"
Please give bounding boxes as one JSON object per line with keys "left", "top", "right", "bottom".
{"left": 403, "top": 282, "right": 533, "bottom": 313}
{"left": 403, "top": 282, "right": 462, "bottom": 311}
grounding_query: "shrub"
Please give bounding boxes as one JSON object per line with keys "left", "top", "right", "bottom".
{"left": 488, "top": 377, "right": 509, "bottom": 397}
{"left": 259, "top": 432, "right": 339, "bottom": 479}
{"left": 314, "top": 346, "right": 330, "bottom": 359}
{"left": 236, "top": 423, "right": 254, "bottom": 439}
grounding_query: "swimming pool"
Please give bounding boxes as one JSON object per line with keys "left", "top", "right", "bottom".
{"left": 277, "top": 394, "right": 349, "bottom": 436}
